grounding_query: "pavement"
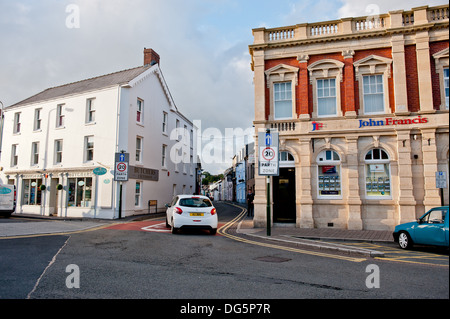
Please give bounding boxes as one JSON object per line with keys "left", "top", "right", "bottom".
{"left": 3, "top": 207, "right": 393, "bottom": 258}
{"left": 233, "top": 216, "right": 392, "bottom": 257}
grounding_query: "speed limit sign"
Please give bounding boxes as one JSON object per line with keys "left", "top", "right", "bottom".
{"left": 262, "top": 147, "right": 276, "bottom": 161}
{"left": 114, "top": 153, "right": 129, "bottom": 181}
{"left": 258, "top": 132, "right": 279, "bottom": 176}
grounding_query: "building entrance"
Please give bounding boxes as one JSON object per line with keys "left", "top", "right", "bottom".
{"left": 273, "top": 167, "right": 296, "bottom": 223}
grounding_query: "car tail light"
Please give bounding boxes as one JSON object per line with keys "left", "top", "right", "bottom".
{"left": 210, "top": 208, "right": 216, "bottom": 215}
{"left": 175, "top": 207, "right": 183, "bottom": 215}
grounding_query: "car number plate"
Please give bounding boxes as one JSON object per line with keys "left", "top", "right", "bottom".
{"left": 190, "top": 213, "right": 204, "bottom": 216}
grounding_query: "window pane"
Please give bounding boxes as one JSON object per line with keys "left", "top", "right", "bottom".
{"left": 274, "top": 100, "right": 292, "bottom": 118}
{"left": 274, "top": 82, "right": 292, "bottom": 119}
{"left": 365, "top": 164, "right": 390, "bottom": 197}
{"left": 363, "top": 75, "right": 384, "bottom": 114}
{"left": 68, "top": 179, "right": 76, "bottom": 206}
{"left": 317, "top": 79, "right": 337, "bottom": 116}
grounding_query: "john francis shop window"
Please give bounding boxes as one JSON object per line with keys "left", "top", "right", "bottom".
{"left": 68, "top": 177, "right": 93, "bottom": 207}
{"left": 316, "top": 150, "right": 341, "bottom": 198}
{"left": 364, "top": 148, "right": 391, "bottom": 198}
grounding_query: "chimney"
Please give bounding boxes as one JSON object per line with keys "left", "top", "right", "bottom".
{"left": 144, "top": 48, "right": 160, "bottom": 66}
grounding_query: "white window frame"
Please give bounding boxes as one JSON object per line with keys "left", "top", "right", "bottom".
{"left": 136, "top": 136, "right": 143, "bottom": 163}
{"left": 135, "top": 181, "right": 142, "bottom": 207}
{"left": 31, "top": 142, "right": 39, "bottom": 166}
{"left": 162, "top": 112, "right": 168, "bottom": 134}
{"left": 162, "top": 144, "right": 167, "bottom": 168}
{"left": 11, "top": 144, "right": 18, "bottom": 167}
{"left": 137, "top": 98, "right": 144, "bottom": 124}
{"left": 308, "top": 59, "right": 344, "bottom": 118}
{"left": 56, "top": 104, "right": 65, "bottom": 128}
{"left": 354, "top": 55, "right": 392, "bottom": 115}
{"left": 265, "top": 64, "right": 299, "bottom": 121}
{"left": 84, "top": 136, "right": 94, "bottom": 162}
{"left": 22, "top": 179, "right": 43, "bottom": 206}
{"left": 34, "top": 108, "right": 42, "bottom": 131}
{"left": 362, "top": 74, "right": 385, "bottom": 115}
{"left": 54, "top": 139, "right": 63, "bottom": 164}
{"left": 86, "top": 98, "right": 96, "bottom": 123}
{"left": 13, "top": 112, "right": 21, "bottom": 134}
{"left": 316, "top": 78, "right": 337, "bottom": 117}
{"left": 273, "top": 82, "right": 293, "bottom": 120}
{"left": 316, "top": 150, "right": 342, "bottom": 199}
{"left": 67, "top": 177, "right": 93, "bottom": 208}
{"left": 364, "top": 148, "right": 392, "bottom": 199}
{"left": 279, "top": 151, "right": 295, "bottom": 168}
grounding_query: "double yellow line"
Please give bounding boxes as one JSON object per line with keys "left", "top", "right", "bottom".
{"left": 218, "top": 204, "right": 366, "bottom": 263}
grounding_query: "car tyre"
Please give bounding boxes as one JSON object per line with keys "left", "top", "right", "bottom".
{"left": 398, "top": 231, "right": 413, "bottom": 249}
{"left": 171, "top": 219, "right": 178, "bottom": 234}
{"left": 210, "top": 228, "right": 217, "bottom": 235}
{"left": 166, "top": 217, "right": 169, "bottom": 228}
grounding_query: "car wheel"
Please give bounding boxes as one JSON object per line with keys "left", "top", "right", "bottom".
{"left": 398, "top": 231, "right": 413, "bottom": 249}
{"left": 166, "top": 216, "right": 169, "bottom": 228}
{"left": 171, "top": 219, "right": 178, "bottom": 234}
{"left": 210, "top": 228, "right": 217, "bottom": 235}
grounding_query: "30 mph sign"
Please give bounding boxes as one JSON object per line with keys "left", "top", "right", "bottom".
{"left": 114, "top": 152, "right": 129, "bottom": 181}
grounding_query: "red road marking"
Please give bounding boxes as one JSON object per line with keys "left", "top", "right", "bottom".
{"left": 105, "top": 220, "right": 224, "bottom": 235}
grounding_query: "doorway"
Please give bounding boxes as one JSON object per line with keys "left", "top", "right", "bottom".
{"left": 49, "top": 178, "right": 59, "bottom": 216}
{"left": 273, "top": 167, "right": 296, "bottom": 223}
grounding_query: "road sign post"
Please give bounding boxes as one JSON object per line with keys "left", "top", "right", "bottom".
{"left": 114, "top": 152, "right": 129, "bottom": 219}
{"left": 436, "top": 171, "right": 447, "bottom": 207}
{"left": 258, "top": 130, "right": 279, "bottom": 236}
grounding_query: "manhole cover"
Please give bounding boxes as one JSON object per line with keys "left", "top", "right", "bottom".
{"left": 253, "top": 256, "right": 291, "bottom": 263}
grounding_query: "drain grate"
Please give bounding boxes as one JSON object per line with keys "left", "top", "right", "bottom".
{"left": 253, "top": 256, "right": 291, "bottom": 263}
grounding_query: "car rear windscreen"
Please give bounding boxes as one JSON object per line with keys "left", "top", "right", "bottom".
{"left": 179, "top": 198, "right": 212, "bottom": 207}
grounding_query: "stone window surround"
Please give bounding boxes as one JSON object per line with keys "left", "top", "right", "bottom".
{"left": 353, "top": 55, "right": 393, "bottom": 115}
{"left": 307, "top": 59, "right": 344, "bottom": 118}
{"left": 433, "top": 47, "right": 449, "bottom": 110}
{"left": 265, "top": 64, "right": 299, "bottom": 121}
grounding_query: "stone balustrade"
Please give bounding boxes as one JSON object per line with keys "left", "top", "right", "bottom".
{"left": 252, "top": 5, "right": 448, "bottom": 46}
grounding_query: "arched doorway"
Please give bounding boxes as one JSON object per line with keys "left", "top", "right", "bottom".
{"left": 273, "top": 151, "right": 296, "bottom": 223}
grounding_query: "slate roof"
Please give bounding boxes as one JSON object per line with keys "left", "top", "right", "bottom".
{"left": 9, "top": 65, "right": 152, "bottom": 108}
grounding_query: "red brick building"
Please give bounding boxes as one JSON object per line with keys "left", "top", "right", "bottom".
{"left": 249, "top": 5, "right": 449, "bottom": 230}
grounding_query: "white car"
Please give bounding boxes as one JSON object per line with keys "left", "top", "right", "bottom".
{"left": 165, "top": 195, "right": 218, "bottom": 235}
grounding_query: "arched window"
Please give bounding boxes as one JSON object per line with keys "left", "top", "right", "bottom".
{"left": 316, "top": 150, "right": 341, "bottom": 198}
{"left": 279, "top": 151, "right": 295, "bottom": 168}
{"left": 364, "top": 148, "right": 391, "bottom": 198}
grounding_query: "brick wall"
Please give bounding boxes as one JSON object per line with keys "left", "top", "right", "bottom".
{"left": 263, "top": 42, "right": 448, "bottom": 118}
{"left": 405, "top": 45, "right": 420, "bottom": 112}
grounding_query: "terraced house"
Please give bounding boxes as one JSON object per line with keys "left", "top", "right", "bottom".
{"left": 249, "top": 5, "right": 449, "bottom": 230}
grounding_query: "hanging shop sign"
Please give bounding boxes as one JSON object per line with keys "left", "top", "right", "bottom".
{"left": 358, "top": 116, "right": 428, "bottom": 128}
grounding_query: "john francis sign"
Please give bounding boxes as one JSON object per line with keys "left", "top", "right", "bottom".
{"left": 359, "top": 116, "right": 428, "bottom": 128}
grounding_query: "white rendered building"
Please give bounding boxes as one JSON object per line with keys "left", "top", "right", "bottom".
{"left": 0, "top": 49, "right": 196, "bottom": 219}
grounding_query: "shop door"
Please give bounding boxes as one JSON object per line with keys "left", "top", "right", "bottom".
{"left": 273, "top": 168, "right": 296, "bottom": 223}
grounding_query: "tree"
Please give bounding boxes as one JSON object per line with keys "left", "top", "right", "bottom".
{"left": 201, "top": 172, "right": 224, "bottom": 185}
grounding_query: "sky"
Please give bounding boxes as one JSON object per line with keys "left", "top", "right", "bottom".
{"left": 0, "top": 0, "right": 445, "bottom": 174}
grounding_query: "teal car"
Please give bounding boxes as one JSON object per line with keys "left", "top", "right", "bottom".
{"left": 393, "top": 206, "right": 449, "bottom": 249}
